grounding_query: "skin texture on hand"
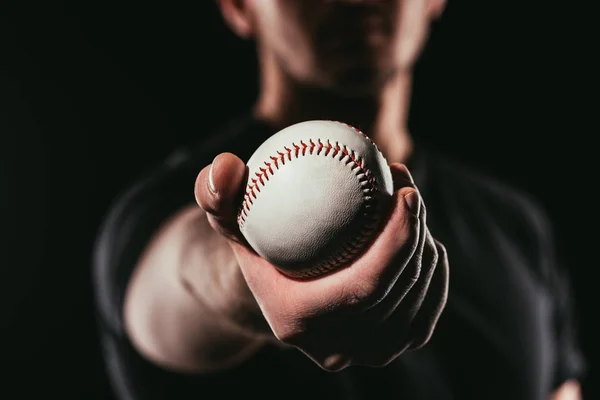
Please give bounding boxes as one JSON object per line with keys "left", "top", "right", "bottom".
{"left": 195, "top": 152, "right": 449, "bottom": 371}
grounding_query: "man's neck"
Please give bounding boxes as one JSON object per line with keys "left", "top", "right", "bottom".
{"left": 253, "top": 66, "right": 414, "bottom": 165}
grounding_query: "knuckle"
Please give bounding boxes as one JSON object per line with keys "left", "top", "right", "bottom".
{"left": 418, "top": 198, "right": 428, "bottom": 220}
{"left": 435, "top": 240, "right": 448, "bottom": 261}
{"left": 380, "top": 353, "right": 403, "bottom": 367}
{"left": 409, "top": 313, "right": 442, "bottom": 351}
{"left": 354, "top": 333, "right": 412, "bottom": 367}
{"left": 429, "top": 242, "right": 439, "bottom": 268}
{"left": 408, "top": 258, "right": 422, "bottom": 283}
{"left": 400, "top": 257, "right": 421, "bottom": 288}
{"left": 211, "top": 191, "right": 229, "bottom": 211}
{"left": 403, "top": 219, "right": 422, "bottom": 255}
{"left": 320, "top": 354, "right": 352, "bottom": 372}
{"left": 270, "top": 319, "right": 304, "bottom": 345}
{"left": 401, "top": 209, "right": 419, "bottom": 238}
{"left": 347, "top": 281, "right": 388, "bottom": 308}
{"left": 409, "top": 327, "right": 436, "bottom": 350}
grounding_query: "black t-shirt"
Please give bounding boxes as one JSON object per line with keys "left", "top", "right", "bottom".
{"left": 92, "top": 112, "right": 586, "bottom": 400}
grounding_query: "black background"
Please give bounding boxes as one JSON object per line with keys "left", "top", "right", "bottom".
{"left": 1, "top": 1, "right": 596, "bottom": 399}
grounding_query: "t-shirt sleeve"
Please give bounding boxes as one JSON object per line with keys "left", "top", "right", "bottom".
{"left": 548, "top": 262, "right": 588, "bottom": 388}
{"left": 520, "top": 197, "right": 588, "bottom": 389}
{"left": 445, "top": 156, "right": 589, "bottom": 392}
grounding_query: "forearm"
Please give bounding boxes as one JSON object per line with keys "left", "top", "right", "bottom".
{"left": 123, "top": 206, "right": 268, "bottom": 373}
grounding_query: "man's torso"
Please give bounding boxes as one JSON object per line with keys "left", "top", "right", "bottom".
{"left": 93, "top": 113, "right": 582, "bottom": 400}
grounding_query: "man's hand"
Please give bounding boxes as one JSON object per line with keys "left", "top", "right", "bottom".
{"left": 195, "top": 152, "right": 449, "bottom": 371}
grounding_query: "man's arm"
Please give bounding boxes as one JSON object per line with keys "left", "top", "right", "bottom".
{"left": 122, "top": 150, "right": 449, "bottom": 378}
{"left": 123, "top": 205, "right": 267, "bottom": 373}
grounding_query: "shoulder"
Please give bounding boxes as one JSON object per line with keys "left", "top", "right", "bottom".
{"left": 420, "top": 147, "right": 556, "bottom": 280}
{"left": 421, "top": 149, "right": 588, "bottom": 386}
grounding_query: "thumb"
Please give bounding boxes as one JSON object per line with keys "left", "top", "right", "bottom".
{"left": 195, "top": 152, "right": 248, "bottom": 243}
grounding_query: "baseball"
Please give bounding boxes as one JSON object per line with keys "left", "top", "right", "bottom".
{"left": 237, "top": 120, "right": 394, "bottom": 279}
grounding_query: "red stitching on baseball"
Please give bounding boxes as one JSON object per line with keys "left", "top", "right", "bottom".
{"left": 238, "top": 130, "right": 383, "bottom": 279}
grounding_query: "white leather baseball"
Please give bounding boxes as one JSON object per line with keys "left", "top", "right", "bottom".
{"left": 237, "top": 120, "right": 394, "bottom": 279}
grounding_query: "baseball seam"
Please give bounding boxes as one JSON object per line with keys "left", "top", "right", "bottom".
{"left": 237, "top": 136, "right": 383, "bottom": 279}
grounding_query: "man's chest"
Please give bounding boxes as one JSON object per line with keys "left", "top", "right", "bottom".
{"left": 423, "top": 233, "right": 558, "bottom": 400}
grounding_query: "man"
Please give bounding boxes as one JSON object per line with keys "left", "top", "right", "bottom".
{"left": 93, "top": 1, "right": 586, "bottom": 399}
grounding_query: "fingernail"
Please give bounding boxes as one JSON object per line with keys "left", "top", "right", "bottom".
{"left": 404, "top": 191, "right": 420, "bottom": 216}
{"left": 208, "top": 163, "right": 217, "bottom": 194}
